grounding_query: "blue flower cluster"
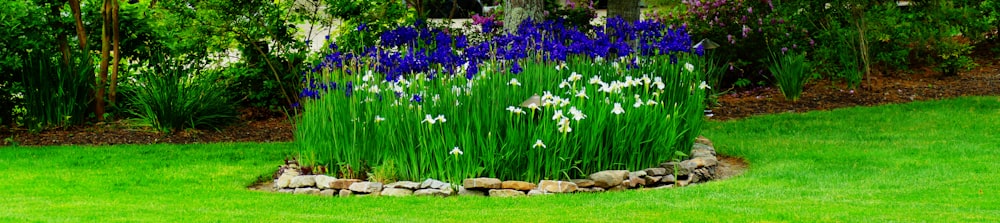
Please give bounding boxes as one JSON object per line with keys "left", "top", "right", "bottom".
{"left": 298, "top": 17, "right": 696, "bottom": 104}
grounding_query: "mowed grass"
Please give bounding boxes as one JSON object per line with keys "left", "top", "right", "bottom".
{"left": 1, "top": 96, "right": 998, "bottom": 222}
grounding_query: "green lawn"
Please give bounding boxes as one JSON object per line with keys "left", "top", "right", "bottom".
{"left": 2, "top": 97, "right": 998, "bottom": 222}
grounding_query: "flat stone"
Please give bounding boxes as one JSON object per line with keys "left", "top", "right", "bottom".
{"left": 659, "top": 162, "right": 689, "bottom": 176}
{"left": 464, "top": 177, "right": 502, "bottom": 189}
{"left": 527, "top": 190, "right": 551, "bottom": 196}
{"left": 458, "top": 187, "right": 486, "bottom": 196}
{"left": 330, "top": 179, "right": 362, "bottom": 190}
{"left": 661, "top": 175, "right": 676, "bottom": 183}
{"left": 681, "top": 157, "right": 718, "bottom": 172}
{"left": 488, "top": 189, "right": 525, "bottom": 197}
{"left": 385, "top": 181, "right": 421, "bottom": 190}
{"left": 349, "top": 182, "right": 383, "bottom": 193}
{"left": 571, "top": 179, "right": 595, "bottom": 188}
{"left": 653, "top": 184, "right": 674, "bottom": 190}
{"left": 645, "top": 175, "right": 662, "bottom": 184}
{"left": 319, "top": 189, "right": 337, "bottom": 196}
{"left": 294, "top": 187, "right": 321, "bottom": 195}
{"left": 289, "top": 175, "right": 317, "bottom": 188}
{"left": 676, "top": 179, "right": 691, "bottom": 187}
{"left": 691, "top": 144, "right": 716, "bottom": 158}
{"left": 414, "top": 189, "right": 449, "bottom": 197}
{"left": 275, "top": 174, "right": 295, "bottom": 189}
{"left": 643, "top": 167, "right": 668, "bottom": 176}
{"left": 606, "top": 185, "right": 627, "bottom": 192}
{"left": 629, "top": 171, "right": 647, "bottom": 178}
{"left": 695, "top": 136, "right": 713, "bottom": 147}
{"left": 381, "top": 188, "right": 413, "bottom": 197}
{"left": 501, "top": 181, "right": 536, "bottom": 191}
{"left": 420, "top": 179, "right": 447, "bottom": 189}
{"left": 277, "top": 188, "right": 294, "bottom": 194}
{"left": 625, "top": 176, "right": 646, "bottom": 188}
{"left": 439, "top": 184, "right": 455, "bottom": 195}
{"left": 589, "top": 170, "right": 629, "bottom": 188}
{"left": 315, "top": 175, "right": 337, "bottom": 189}
{"left": 576, "top": 187, "right": 605, "bottom": 193}
{"left": 538, "top": 180, "right": 578, "bottom": 193}
{"left": 339, "top": 189, "right": 353, "bottom": 197}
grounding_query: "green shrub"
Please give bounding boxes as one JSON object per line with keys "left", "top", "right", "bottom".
{"left": 769, "top": 51, "right": 811, "bottom": 101}
{"left": 19, "top": 51, "right": 94, "bottom": 132}
{"left": 128, "top": 56, "right": 237, "bottom": 132}
{"left": 936, "top": 37, "right": 977, "bottom": 76}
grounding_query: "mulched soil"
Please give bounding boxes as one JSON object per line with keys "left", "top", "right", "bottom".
{"left": 2, "top": 57, "right": 998, "bottom": 147}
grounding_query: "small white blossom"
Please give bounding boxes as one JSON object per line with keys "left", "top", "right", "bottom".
{"left": 685, "top": 63, "right": 695, "bottom": 72}
{"left": 527, "top": 103, "right": 540, "bottom": 111}
{"left": 533, "top": 139, "right": 546, "bottom": 149}
{"left": 568, "top": 72, "right": 583, "bottom": 82}
{"left": 699, "top": 81, "right": 711, "bottom": 90}
{"left": 612, "top": 103, "right": 625, "bottom": 115}
{"left": 555, "top": 97, "right": 571, "bottom": 107}
{"left": 422, "top": 114, "right": 437, "bottom": 124}
{"left": 569, "top": 107, "right": 586, "bottom": 121}
{"left": 589, "top": 75, "right": 603, "bottom": 85}
{"left": 558, "top": 118, "right": 572, "bottom": 133}
{"left": 552, "top": 109, "right": 565, "bottom": 121}
{"left": 507, "top": 106, "right": 525, "bottom": 115}
{"left": 575, "top": 87, "right": 589, "bottom": 99}
{"left": 598, "top": 82, "right": 613, "bottom": 93}
{"left": 450, "top": 147, "right": 463, "bottom": 155}
{"left": 375, "top": 115, "right": 386, "bottom": 123}
{"left": 634, "top": 95, "right": 643, "bottom": 108}
{"left": 559, "top": 80, "right": 571, "bottom": 89}
{"left": 541, "top": 91, "right": 555, "bottom": 101}
{"left": 653, "top": 80, "right": 665, "bottom": 90}
{"left": 435, "top": 114, "right": 447, "bottom": 123}
{"left": 362, "top": 70, "right": 374, "bottom": 82}
{"left": 646, "top": 99, "right": 659, "bottom": 106}
{"left": 508, "top": 78, "right": 521, "bottom": 86}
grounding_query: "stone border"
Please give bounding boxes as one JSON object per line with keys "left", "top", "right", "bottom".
{"left": 263, "top": 136, "right": 719, "bottom": 197}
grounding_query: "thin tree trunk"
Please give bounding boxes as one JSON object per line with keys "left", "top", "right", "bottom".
{"left": 851, "top": 3, "right": 871, "bottom": 87}
{"left": 51, "top": 3, "right": 71, "bottom": 66}
{"left": 96, "top": 0, "right": 113, "bottom": 122}
{"left": 68, "top": 0, "right": 88, "bottom": 49}
{"left": 449, "top": 0, "right": 457, "bottom": 19}
{"left": 110, "top": 0, "right": 122, "bottom": 104}
{"left": 503, "top": 0, "right": 544, "bottom": 33}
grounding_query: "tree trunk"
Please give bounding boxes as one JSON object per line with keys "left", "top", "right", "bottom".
{"left": 96, "top": 0, "right": 113, "bottom": 122}
{"left": 50, "top": 3, "right": 71, "bottom": 66}
{"left": 607, "top": 0, "right": 641, "bottom": 23}
{"left": 68, "top": 0, "right": 88, "bottom": 49}
{"left": 110, "top": 0, "right": 121, "bottom": 104}
{"left": 503, "top": 0, "right": 544, "bottom": 33}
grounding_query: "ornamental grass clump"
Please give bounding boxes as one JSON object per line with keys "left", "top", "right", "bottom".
{"left": 128, "top": 56, "right": 237, "bottom": 132}
{"left": 295, "top": 18, "right": 709, "bottom": 183}
{"left": 768, "top": 50, "right": 811, "bottom": 101}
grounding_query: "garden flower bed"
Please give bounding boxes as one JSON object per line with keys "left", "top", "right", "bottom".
{"left": 293, "top": 17, "right": 711, "bottom": 185}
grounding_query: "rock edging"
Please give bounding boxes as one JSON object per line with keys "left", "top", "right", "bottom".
{"left": 261, "top": 136, "right": 721, "bottom": 197}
